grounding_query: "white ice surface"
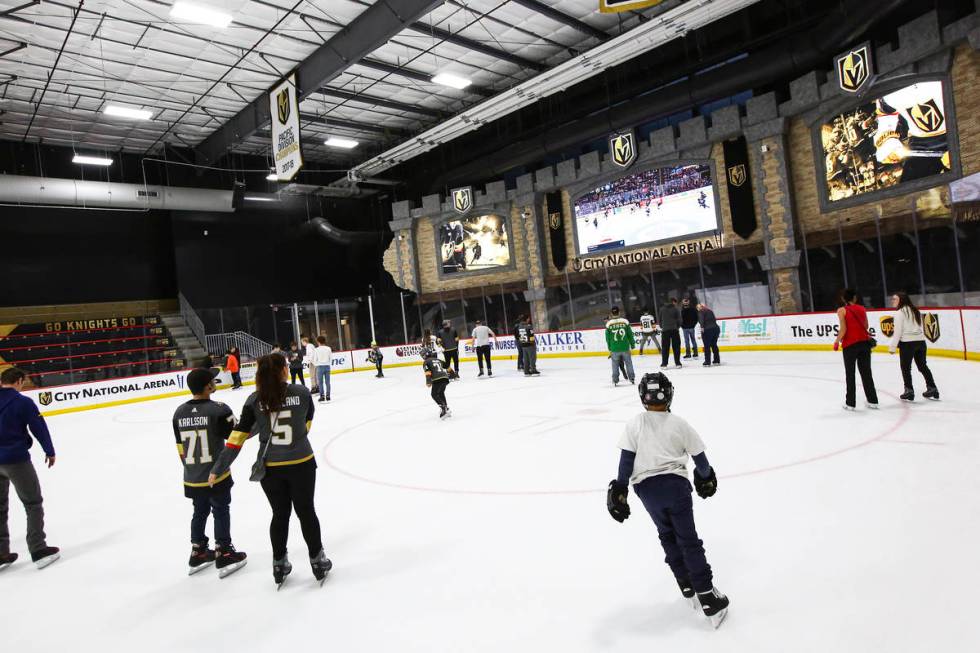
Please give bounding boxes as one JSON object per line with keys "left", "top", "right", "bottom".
{"left": 3, "top": 352, "right": 978, "bottom": 652}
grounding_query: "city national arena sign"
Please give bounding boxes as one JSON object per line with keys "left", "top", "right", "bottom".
{"left": 570, "top": 234, "right": 724, "bottom": 272}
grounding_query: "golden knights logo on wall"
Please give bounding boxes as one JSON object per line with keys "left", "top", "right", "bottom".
{"left": 276, "top": 87, "right": 290, "bottom": 124}
{"left": 609, "top": 131, "right": 637, "bottom": 169}
{"left": 922, "top": 313, "right": 940, "bottom": 343}
{"left": 728, "top": 164, "right": 747, "bottom": 187}
{"left": 879, "top": 316, "right": 895, "bottom": 338}
{"left": 835, "top": 43, "right": 873, "bottom": 94}
{"left": 38, "top": 391, "right": 53, "bottom": 407}
{"left": 549, "top": 211, "right": 561, "bottom": 230}
{"left": 450, "top": 186, "right": 473, "bottom": 214}
{"left": 909, "top": 100, "right": 944, "bottom": 134}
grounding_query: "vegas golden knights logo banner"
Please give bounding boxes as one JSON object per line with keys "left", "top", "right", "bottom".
{"left": 835, "top": 43, "right": 873, "bottom": 94}
{"left": 451, "top": 186, "right": 473, "bottom": 214}
{"left": 546, "top": 191, "right": 566, "bottom": 271}
{"left": 922, "top": 313, "right": 940, "bottom": 343}
{"left": 723, "top": 137, "right": 757, "bottom": 239}
{"left": 599, "top": 0, "right": 663, "bottom": 13}
{"left": 609, "top": 131, "right": 636, "bottom": 169}
{"left": 270, "top": 74, "right": 302, "bottom": 181}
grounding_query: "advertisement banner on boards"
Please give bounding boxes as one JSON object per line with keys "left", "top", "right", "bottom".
{"left": 28, "top": 370, "right": 189, "bottom": 414}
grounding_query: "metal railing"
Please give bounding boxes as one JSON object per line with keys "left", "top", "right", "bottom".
{"left": 179, "top": 293, "right": 206, "bottom": 347}
{"left": 206, "top": 331, "right": 273, "bottom": 362}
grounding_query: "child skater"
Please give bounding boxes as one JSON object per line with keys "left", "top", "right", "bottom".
{"left": 171, "top": 368, "right": 247, "bottom": 577}
{"left": 367, "top": 342, "right": 384, "bottom": 378}
{"left": 421, "top": 346, "right": 451, "bottom": 419}
{"left": 605, "top": 372, "right": 729, "bottom": 628}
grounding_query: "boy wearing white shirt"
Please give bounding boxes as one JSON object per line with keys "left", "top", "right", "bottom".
{"left": 470, "top": 320, "right": 496, "bottom": 377}
{"left": 312, "top": 336, "right": 333, "bottom": 402}
{"left": 606, "top": 372, "right": 729, "bottom": 628}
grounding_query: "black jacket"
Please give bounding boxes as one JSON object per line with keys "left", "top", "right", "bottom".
{"left": 681, "top": 305, "right": 699, "bottom": 329}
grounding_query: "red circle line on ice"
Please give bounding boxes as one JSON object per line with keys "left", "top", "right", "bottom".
{"left": 320, "top": 373, "right": 911, "bottom": 496}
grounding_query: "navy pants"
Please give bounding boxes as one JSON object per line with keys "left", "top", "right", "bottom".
{"left": 701, "top": 326, "right": 720, "bottom": 364}
{"left": 634, "top": 474, "right": 713, "bottom": 593}
{"left": 190, "top": 487, "right": 232, "bottom": 547}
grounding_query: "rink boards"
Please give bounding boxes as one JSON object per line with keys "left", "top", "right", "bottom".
{"left": 24, "top": 307, "right": 980, "bottom": 415}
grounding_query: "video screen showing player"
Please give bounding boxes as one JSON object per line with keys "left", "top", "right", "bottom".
{"left": 573, "top": 163, "right": 718, "bottom": 255}
{"left": 820, "top": 80, "right": 951, "bottom": 203}
{"left": 439, "top": 214, "right": 510, "bottom": 275}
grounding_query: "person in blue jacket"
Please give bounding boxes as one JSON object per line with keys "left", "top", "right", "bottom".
{"left": 0, "top": 367, "right": 60, "bottom": 570}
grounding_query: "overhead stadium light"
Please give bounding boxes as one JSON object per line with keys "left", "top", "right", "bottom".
{"left": 72, "top": 155, "right": 113, "bottom": 166}
{"left": 431, "top": 73, "right": 472, "bottom": 90}
{"left": 325, "top": 137, "right": 358, "bottom": 149}
{"left": 266, "top": 172, "right": 279, "bottom": 181}
{"left": 170, "top": 1, "right": 233, "bottom": 28}
{"left": 104, "top": 105, "right": 153, "bottom": 120}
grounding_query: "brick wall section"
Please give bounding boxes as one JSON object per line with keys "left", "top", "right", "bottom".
{"left": 755, "top": 132, "right": 803, "bottom": 312}
{"left": 381, "top": 231, "right": 418, "bottom": 293}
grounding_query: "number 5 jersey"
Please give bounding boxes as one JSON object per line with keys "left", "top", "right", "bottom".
{"left": 172, "top": 398, "right": 236, "bottom": 497}
{"left": 210, "top": 383, "right": 316, "bottom": 478}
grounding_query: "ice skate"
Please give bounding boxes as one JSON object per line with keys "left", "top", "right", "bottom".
{"left": 900, "top": 388, "right": 914, "bottom": 402}
{"left": 923, "top": 387, "right": 940, "bottom": 401}
{"left": 531, "top": 369, "right": 540, "bottom": 376}
{"left": 697, "top": 586, "right": 729, "bottom": 629}
{"left": 215, "top": 544, "right": 247, "bottom": 578}
{"left": 674, "top": 363, "right": 682, "bottom": 369}
{"left": 478, "top": 370, "right": 484, "bottom": 377}
{"left": 842, "top": 403, "right": 856, "bottom": 411}
{"left": 0, "top": 552, "right": 17, "bottom": 571}
{"left": 866, "top": 402, "right": 879, "bottom": 410}
{"left": 487, "top": 370, "right": 492, "bottom": 377}
{"left": 188, "top": 543, "right": 215, "bottom": 575}
{"left": 31, "top": 546, "right": 60, "bottom": 570}
{"left": 676, "top": 577, "right": 699, "bottom": 610}
{"left": 310, "top": 549, "right": 332, "bottom": 586}
{"left": 273, "top": 556, "right": 292, "bottom": 590}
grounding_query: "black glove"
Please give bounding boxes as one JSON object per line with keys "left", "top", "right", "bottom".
{"left": 606, "top": 480, "right": 630, "bottom": 523}
{"left": 693, "top": 467, "right": 717, "bottom": 499}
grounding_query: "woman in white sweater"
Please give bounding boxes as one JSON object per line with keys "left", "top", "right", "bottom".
{"left": 887, "top": 292, "right": 939, "bottom": 401}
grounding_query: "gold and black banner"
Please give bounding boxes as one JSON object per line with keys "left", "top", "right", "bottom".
{"left": 599, "top": 0, "right": 664, "bottom": 13}
{"left": 723, "top": 137, "right": 757, "bottom": 239}
{"left": 546, "top": 191, "right": 567, "bottom": 271}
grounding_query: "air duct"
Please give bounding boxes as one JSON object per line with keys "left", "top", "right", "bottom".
{"left": 0, "top": 174, "right": 235, "bottom": 212}
{"left": 308, "top": 217, "right": 381, "bottom": 245}
{"left": 430, "top": 0, "right": 909, "bottom": 189}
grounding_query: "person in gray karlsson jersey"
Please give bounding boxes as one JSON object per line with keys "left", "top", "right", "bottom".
{"left": 171, "top": 368, "right": 247, "bottom": 578}
{"left": 208, "top": 353, "right": 331, "bottom": 588}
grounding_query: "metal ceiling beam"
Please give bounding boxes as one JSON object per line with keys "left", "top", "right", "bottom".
{"left": 195, "top": 0, "right": 442, "bottom": 165}
{"left": 299, "top": 112, "right": 411, "bottom": 138}
{"left": 508, "top": 0, "right": 610, "bottom": 41}
{"left": 23, "top": 0, "right": 82, "bottom": 141}
{"left": 407, "top": 22, "right": 546, "bottom": 71}
{"left": 318, "top": 87, "right": 451, "bottom": 119}
{"left": 355, "top": 58, "right": 495, "bottom": 97}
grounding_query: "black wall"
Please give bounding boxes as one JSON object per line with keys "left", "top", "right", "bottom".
{"left": 0, "top": 207, "right": 177, "bottom": 307}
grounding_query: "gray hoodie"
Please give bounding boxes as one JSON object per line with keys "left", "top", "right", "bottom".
{"left": 659, "top": 303, "right": 681, "bottom": 331}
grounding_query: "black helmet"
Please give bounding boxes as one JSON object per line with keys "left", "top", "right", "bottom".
{"left": 420, "top": 346, "right": 437, "bottom": 360}
{"left": 638, "top": 372, "right": 673, "bottom": 410}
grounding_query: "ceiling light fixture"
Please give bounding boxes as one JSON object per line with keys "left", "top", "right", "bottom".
{"left": 72, "top": 155, "right": 113, "bottom": 166}
{"left": 266, "top": 173, "right": 279, "bottom": 181}
{"left": 104, "top": 105, "right": 153, "bottom": 120}
{"left": 324, "top": 137, "right": 358, "bottom": 149}
{"left": 170, "top": 1, "right": 233, "bottom": 28}
{"left": 431, "top": 73, "right": 471, "bottom": 89}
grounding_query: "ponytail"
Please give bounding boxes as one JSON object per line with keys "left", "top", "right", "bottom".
{"left": 255, "top": 353, "right": 287, "bottom": 414}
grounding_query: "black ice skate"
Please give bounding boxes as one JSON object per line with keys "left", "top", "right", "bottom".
{"left": 478, "top": 370, "right": 484, "bottom": 377}
{"left": 676, "top": 577, "right": 699, "bottom": 610}
{"left": 923, "top": 387, "right": 940, "bottom": 401}
{"left": 310, "top": 549, "right": 333, "bottom": 586}
{"left": 439, "top": 405, "right": 452, "bottom": 420}
{"left": 0, "top": 552, "right": 17, "bottom": 571}
{"left": 273, "top": 556, "right": 292, "bottom": 590}
{"left": 215, "top": 544, "right": 247, "bottom": 578}
{"left": 697, "top": 587, "right": 730, "bottom": 629}
{"left": 188, "top": 543, "right": 215, "bottom": 575}
{"left": 900, "top": 388, "right": 915, "bottom": 402}
{"left": 31, "top": 546, "right": 60, "bottom": 570}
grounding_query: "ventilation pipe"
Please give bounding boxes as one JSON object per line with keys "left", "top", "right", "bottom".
{"left": 308, "top": 217, "right": 381, "bottom": 246}
{"left": 431, "top": 0, "right": 910, "bottom": 189}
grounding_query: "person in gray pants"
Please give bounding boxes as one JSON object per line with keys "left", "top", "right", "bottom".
{"left": 0, "top": 368, "right": 60, "bottom": 570}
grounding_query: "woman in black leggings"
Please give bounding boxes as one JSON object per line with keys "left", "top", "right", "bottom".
{"left": 209, "top": 354, "right": 331, "bottom": 586}
{"left": 887, "top": 292, "right": 939, "bottom": 401}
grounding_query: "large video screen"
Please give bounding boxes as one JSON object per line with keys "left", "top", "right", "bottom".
{"left": 573, "top": 163, "right": 718, "bottom": 255}
{"left": 820, "top": 80, "right": 951, "bottom": 203}
{"left": 438, "top": 214, "right": 510, "bottom": 275}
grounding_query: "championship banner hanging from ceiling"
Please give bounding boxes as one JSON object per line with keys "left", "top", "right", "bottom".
{"left": 599, "top": 0, "right": 664, "bottom": 13}
{"left": 723, "top": 137, "right": 757, "bottom": 239}
{"left": 270, "top": 74, "right": 303, "bottom": 181}
{"left": 546, "top": 191, "right": 566, "bottom": 271}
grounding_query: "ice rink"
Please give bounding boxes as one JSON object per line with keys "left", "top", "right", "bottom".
{"left": 3, "top": 350, "right": 978, "bottom": 652}
{"left": 576, "top": 186, "right": 717, "bottom": 254}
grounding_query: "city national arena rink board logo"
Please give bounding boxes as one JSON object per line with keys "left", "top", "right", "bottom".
{"left": 879, "top": 316, "right": 895, "bottom": 338}
{"left": 728, "top": 164, "right": 747, "bottom": 187}
{"left": 451, "top": 187, "right": 473, "bottom": 214}
{"left": 38, "top": 391, "right": 53, "bottom": 407}
{"left": 609, "top": 131, "right": 636, "bottom": 169}
{"left": 836, "top": 45, "right": 871, "bottom": 94}
{"left": 910, "top": 100, "right": 944, "bottom": 134}
{"left": 276, "top": 87, "right": 290, "bottom": 124}
{"left": 923, "top": 313, "right": 940, "bottom": 343}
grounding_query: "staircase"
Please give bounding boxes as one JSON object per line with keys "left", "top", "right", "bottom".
{"left": 160, "top": 313, "right": 209, "bottom": 367}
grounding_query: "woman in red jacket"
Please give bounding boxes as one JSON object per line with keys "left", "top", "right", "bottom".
{"left": 832, "top": 289, "right": 879, "bottom": 410}
{"left": 225, "top": 347, "right": 242, "bottom": 390}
